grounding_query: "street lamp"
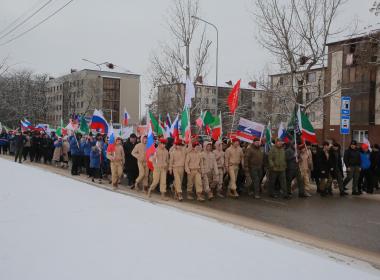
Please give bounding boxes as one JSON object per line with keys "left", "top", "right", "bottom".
{"left": 191, "top": 16, "right": 219, "bottom": 104}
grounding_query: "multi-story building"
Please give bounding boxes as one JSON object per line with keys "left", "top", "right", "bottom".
{"left": 324, "top": 33, "right": 380, "bottom": 145}
{"left": 270, "top": 67, "right": 325, "bottom": 141}
{"left": 46, "top": 69, "right": 140, "bottom": 127}
{"left": 156, "top": 83, "right": 268, "bottom": 134}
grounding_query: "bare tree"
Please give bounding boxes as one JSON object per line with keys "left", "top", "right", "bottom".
{"left": 0, "top": 70, "right": 48, "bottom": 127}
{"left": 148, "top": 0, "right": 212, "bottom": 115}
{"left": 252, "top": 0, "right": 345, "bottom": 119}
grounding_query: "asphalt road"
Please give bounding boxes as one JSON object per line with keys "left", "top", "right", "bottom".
{"left": 186, "top": 190, "right": 380, "bottom": 255}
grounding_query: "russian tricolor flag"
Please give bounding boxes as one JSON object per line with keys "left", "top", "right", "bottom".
{"left": 145, "top": 123, "right": 156, "bottom": 171}
{"left": 90, "top": 109, "right": 109, "bottom": 134}
{"left": 107, "top": 123, "right": 115, "bottom": 153}
{"left": 123, "top": 109, "right": 130, "bottom": 126}
{"left": 171, "top": 114, "right": 180, "bottom": 141}
{"left": 21, "top": 119, "right": 34, "bottom": 131}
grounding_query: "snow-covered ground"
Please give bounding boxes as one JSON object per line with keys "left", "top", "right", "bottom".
{"left": 0, "top": 158, "right": 379, "bottom": 280}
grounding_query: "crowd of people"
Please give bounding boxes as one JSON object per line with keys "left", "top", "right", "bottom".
{"left": 0, "top": 128, "right": 379, "bottom": 201}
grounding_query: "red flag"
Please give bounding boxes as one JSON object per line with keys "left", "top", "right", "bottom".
{"left": 227, "top": 79, "right": 241, "bottom": 114}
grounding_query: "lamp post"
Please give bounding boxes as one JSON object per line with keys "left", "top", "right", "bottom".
{"left": 191, "top": 16, "right": 219, "bottom": 103}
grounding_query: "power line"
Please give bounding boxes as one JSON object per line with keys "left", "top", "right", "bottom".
{"left": 0, "top": 0, "right": 74, "bottom": 47}
{"left": 0, "top": 0, "right": 54, "bottom": 41}
{"left": 0, "top": 0, "right": 48, "bottom": 36}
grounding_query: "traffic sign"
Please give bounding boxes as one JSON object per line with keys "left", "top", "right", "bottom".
{"left": 340, "top": 115, "right": 350, "bottom": 135}
{"left": 341, "top": 96, "right": 351, "bottom": 115}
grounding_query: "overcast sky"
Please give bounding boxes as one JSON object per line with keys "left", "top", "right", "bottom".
{"left": 1, "top": 0, "right": 379, "bottom": 112}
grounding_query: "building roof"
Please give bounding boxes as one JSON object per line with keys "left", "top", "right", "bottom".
{"left": 157, "top": 82, "right": 263, "bottom": 92}
{"left": 48, "top": 68, "right": 140, "bottom": 81}
{"left": 326, "top": 30, "right": 380, "bottom": 46}
{"left": 269, "top": 66, "right": 326, "bottom": 77}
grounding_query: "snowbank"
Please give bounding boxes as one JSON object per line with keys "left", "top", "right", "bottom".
{"left": 0, "top": 158, "right": 379, "bottom": 280}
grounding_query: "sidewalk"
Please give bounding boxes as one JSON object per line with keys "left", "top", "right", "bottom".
{"left": 1, "top": 154, "right": 380, "bottom": 269}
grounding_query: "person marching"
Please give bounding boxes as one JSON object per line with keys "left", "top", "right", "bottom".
{"left": 213, "top": 140, "right": 225, "bottom": 198}
{"left": 169, "top": 139, "right": 186, "bottom": 201}
{"left": 244, "top": 137, "right": 264, "bottom": 199}
{"left": 185, "top": 142, "right": 205, "bottom": 201}
{"left": 224, "top": 138, "right": 243, "bottom": 198}
{"left": 148, "top": 138, "right": 170, "bottom": 200}
{"left": 201, "top": 141, "right": 219, "bottom": 200}
{"left": 107, "top": 136, "right": 125, "bottom": 189}
{"left": 132, "top": 135, "right": 149, "bottom": 192}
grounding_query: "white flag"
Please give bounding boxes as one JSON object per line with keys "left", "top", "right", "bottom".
{"left": 184, "top": 78, "right": 195, "bottom": 108}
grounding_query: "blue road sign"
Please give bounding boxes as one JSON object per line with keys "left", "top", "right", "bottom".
{"left": 341, "top": 96, "right": 351, "bottom": 115}
{"left": 340, "top": 115, "right": 350, "bottom": 135}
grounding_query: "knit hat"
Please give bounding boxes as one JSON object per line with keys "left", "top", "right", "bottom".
{"left": 361, "top": 143, "right": 369, "bottom": 150}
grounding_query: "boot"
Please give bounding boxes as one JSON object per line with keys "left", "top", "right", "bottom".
{"left": 228, "top": 189, "right": 239, "bottom": 198}
{"left": 147, "top": 188, "right": 152, "bottom": 198}
{"left": 216, "top": 191, "right": 225, "bottom": 198}
{"left": 112, "top": 183, "right": 118, "bottom": 190}
{"left": 207, "top": 191, "right": 214, "bottom": 200}
{"left": 177, "top": 192, "right": 183, "bottom": 201}
{"left": 143, "top": 186, "right": 148, "bottom": 194}
{"left": 187, "top": 191, "right": 194, "bottom": 200}
{"left": 196, "top": 193, "right": 205, "bottom": 202}
{"left": 161, "top": 193, "right": 169, "bottom": 201}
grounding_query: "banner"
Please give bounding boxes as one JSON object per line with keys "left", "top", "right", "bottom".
{"left": 236, "top": 117, "right": 265, "bottom": 143}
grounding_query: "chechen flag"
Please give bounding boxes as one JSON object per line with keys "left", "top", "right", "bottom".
{"left": 227, "top": 79, "right": 241, "bottom": 114}
{"left": 123, "top": 109, "right": 130, "bottom": 126}
{"left": 145, "top": 123, "right": 156, "bottom": 171}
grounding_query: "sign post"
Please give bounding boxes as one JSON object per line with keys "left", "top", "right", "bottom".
{"left": 340, "top": 96, "right": 351, "bottom": 154}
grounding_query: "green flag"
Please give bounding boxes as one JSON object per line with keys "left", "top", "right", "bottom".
{"left": 181, "top": 107, "right": 191, "bottom": 143}
{"left": 203, "top": 111, "right": 214, "bottom": 126}
{"left": 265, "top": 121, "right": 272, "bottom": 147}
{"left": 79, "top": 116, "right": 89, "bottom": 135}
{"left": 56, "top": 118, "right": 64, "bottom": 137}
{"left": 149, "top": 111, "right": 163, "bottom": 135}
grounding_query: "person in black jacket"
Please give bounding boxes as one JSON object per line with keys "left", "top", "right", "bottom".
{"left": 14, "top": 131, "right": 26, "bottom": 163}
{"left": 343, "top": 140, "right": 361, "bottom": 195}
{"left": 330, "top": 142, "right": 347, "bottom": 196}
{"left": 370, "top": 144, "right": 380, "bottom": 190}
{"left": 123, "top": 133, "right": 139, "bottom": 187}
{"left": 316, "top": 142, "right": 333, "bottom": 197}
{"left": 310, "top": 144, "right": 321, "bottom": 192}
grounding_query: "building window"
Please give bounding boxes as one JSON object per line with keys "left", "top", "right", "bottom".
{"left": 103, "top": 77, "right": 120, "bottom": 123}
{"left": 307, "top": 72, "right": 316, "bottom": 83}
{"left": 81, "top": 102, "right": 84, "bottom": 108}
{"left": 212, "top": 98, "right": 216, "bottom": 104}
{"left": 205, "top": 97, "right": 209, "bottom": 104}
{"left": 307, "top": 112, "right": 315, "bottom": 122}
{"left": 279, "top": 77, "right": 284, "bottom": 85}
{"left": 352, "top": 130, "right": 368, "bottom": 143}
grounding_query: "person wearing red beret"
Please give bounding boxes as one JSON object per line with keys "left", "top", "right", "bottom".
{"left": 224, "top": 138, "right": 243, "bottom": 198}
{"left": 169, "top": 139, "right": 186, "bottom": 201}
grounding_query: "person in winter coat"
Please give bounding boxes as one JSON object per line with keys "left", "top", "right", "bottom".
{"left": 285, "top": 143, "right": 308, "bottom": 198}
{"left": 267, "top": 138, "right": 287, "bottom": 199}
{"left": 298, "top": 144, "right": 313, "bottom": 196}
{"left": 200, "top": 142, "right": 219, "bottom": 200}
{"left": 316, "top": 142, "right": 333, "bottom": 197}
{"left": 41, "top": 134, "right": 54, "bottom": 164}
{"left": 9, "top": 132, "right": 16, "bottom": 155}
{"left": 0, "top": 129, "right": 9, "bottom": 155}
{"left": 81, "top": 135, "right": 94, "bottom": 177}
{"left": 370, "top": 144, "right": 380, "bottom": 190}
{"left": 343, "top": 140, "right": 361, "bottom": 195}
{"left": 23, "top": 132, "right": 32, "bottom": 161}
{"left": 68, "top": 134, "right": 81, "bottom": 175}
{"left": 213, "top": 140, "right": 226, "bottom": 198}
{"left": 90, "top": 144, "right": 102, "bottom": 184}
{"left": 123, "top": 133, "right": 139, "bottom": 187}
{"left": 107, "top": 137, "right": 125, "bottom": 189}
{"left": 244, "top": 138, "right": 264, "bottom": 199}
{"left": 169, "top": 139, "right": 186, "bottom": 201}
{"left": 132, "top": 135, "right": 149, "bottom": 192}
{"left": 148, "top": 138, "right": 170, "bottom": 200}
{"left": 14, "top": 131, "right": 26, "bottom": 163}
{"left": 224, "top": 138, "right": 244, "bottom": 198}
{"left": 359, "top": 143, "right": 372, "bottom": 194}
{"left": 330, "top": 142, "right": 347, "bottom": 196}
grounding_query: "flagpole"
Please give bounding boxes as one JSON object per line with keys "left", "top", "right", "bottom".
{"left": 230, "top": 111, "right": 236, "bottom": 137}
{"left": 294, "top": 105, "right": 299, "bottom": 162}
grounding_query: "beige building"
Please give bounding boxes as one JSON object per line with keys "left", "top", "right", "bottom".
{"left": 155, "top": 83, "right": 268, "bottom": 134}
{"left": 270, "top": 67, "right": 325, "bottom": 139}
{"left": 46, "top": 69, "right": 140, "bottom": 126}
